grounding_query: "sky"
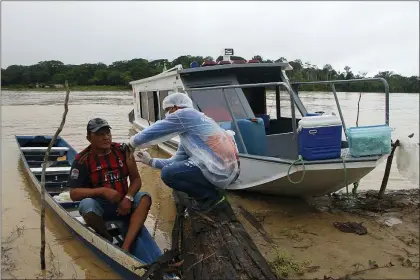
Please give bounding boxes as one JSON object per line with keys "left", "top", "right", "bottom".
{"left": 1, "top": 1, "right": 419, "bottom": 77}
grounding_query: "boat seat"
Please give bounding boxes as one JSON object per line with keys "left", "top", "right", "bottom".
{"left": 20, "top": 147, "right": 69, "bottom": 152}
{"left": 27, "top": 160, "right": 70, "bottom": 168}
{"left": 24, "top": 154, "right": 63, "bottom": 161}
{"left": 220, "top": 118, "right": 268, "bottom": 156}
{"left": 45, "top": 181, "right": 67, "bottom": 188}
{"left": 30, "top": 166, "right": 71, "bottom": 174}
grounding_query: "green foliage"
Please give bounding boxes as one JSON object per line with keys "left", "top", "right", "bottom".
{"left": 1, "top": 56, "right": 419, "bottom": 93}
{"left": 270, "top": 250, "right": 307, "bottom": 278}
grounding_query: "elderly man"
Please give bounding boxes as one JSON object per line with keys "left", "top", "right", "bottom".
{"left": 68, "top": 118, "right": 151, "bottom": 252}
{"left": 128, "top": 92, "right": 240, "bottom": 212}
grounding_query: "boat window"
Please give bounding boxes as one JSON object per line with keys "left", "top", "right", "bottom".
{"left": 280, "top": 90, "right": 301, "bottom": 119}
{"left": 191, "top": 88, "right": 248, "bottom": 122}
{"left": 266, "top": 90, "right": 277, "bottom": 119}
{"left": 159, "top": 90, "right": 169, "bottom": 119}
{"left": 154, "top": 91, "right": 160, "bottom": 121}
{"left": 242, "top": 87, "right": 266, "bottom": 115}
{"left": 140, "top": 92, "right": 148, "bottom": 119}
{"left": 136, "top": 91, "right": 142, "bottom": 116}
{"left": 147, "top": 91, "right": 159, "bottom": 122}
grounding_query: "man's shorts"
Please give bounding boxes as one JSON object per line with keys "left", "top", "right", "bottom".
{"left": 78, "top": 191, "right": 151, "bottom": 220}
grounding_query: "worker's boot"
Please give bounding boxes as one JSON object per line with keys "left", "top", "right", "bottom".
{"left": 190, "top": 192, "right": 226, "bottom": 213}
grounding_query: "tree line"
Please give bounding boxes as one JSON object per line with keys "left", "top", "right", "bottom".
{"left": 1, "top": 55, "right": 418, "bottom": 93}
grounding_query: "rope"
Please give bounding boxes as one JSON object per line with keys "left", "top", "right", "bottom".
{"left": 287, "top": 155, "right": 306, "bottom": 184}
{"left": 287, "top": 152, "right": 351, "bottom": 204}
{"left": 287, "top": 150, "right": 352, "bottom": 207}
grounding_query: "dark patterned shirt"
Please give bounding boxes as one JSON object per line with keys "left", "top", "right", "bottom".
{"left": 67, "top": 143, "right": 130, "bottom": 195}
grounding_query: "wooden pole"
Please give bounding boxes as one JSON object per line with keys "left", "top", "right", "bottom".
{"left": 378, "top": 139, "right": 400, "bottom": 199}
{"left": 40, "top": 81, "right": 71, "bottom": 270}
{"left": 356, "top": 92, "right": 361, "bottom": 127}
{"left": 352, "top": 92, "right": 362, "bottom": 195}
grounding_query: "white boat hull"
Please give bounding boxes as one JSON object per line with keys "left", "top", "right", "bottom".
{"left": 131, "top": 120, "right": 386, "bottom": 197}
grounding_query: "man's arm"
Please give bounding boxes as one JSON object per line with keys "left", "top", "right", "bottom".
{"left": 150, "top": 144, "right": 189, "bottom": 170}
{"left": 130, "top": 111, "right": 187, "bottom": 149}
{"left": 125, "top": 148, "right": 142, "bottom": 198}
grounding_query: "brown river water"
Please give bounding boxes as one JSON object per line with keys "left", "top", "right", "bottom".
{"left": 1, "top": 90, "right": 418, "bottom": 279}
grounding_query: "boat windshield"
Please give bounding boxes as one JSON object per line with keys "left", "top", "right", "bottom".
{"left": 191, "top": 88, "right": 250, "bottom": 122}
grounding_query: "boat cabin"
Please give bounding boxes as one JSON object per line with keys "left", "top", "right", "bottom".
{"left": 129, "top": 49, "right": 391, "bottom": 197}
{"left": 130, "top": 49, "right": 309, "bottom": 160}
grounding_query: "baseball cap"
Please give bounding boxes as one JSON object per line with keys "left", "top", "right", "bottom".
{"left": 87, "top": 118, "right": 112, "bottom": 133}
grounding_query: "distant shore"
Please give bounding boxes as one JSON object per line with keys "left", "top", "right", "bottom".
{"left": 2, "top": 85, "right": 131, "bottom": 92}
{"left": 2, "top": 85, "right": 418, "bottom": 94}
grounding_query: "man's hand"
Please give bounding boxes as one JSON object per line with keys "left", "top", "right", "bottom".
{"left": 135, "top": 151, "right": 152, "bottom": 165}
{"left": 101, "top": 188, "right": 123, "bottom": 204}
{"left": 117, "top": 197, "right": 132, "bottom": 216}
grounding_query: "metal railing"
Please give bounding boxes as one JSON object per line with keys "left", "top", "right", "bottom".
{"left": 291, "top": 78, "right": 390, "bottom": 140}
{"left": 185, "top": 78, "right": 390, "bottom": 158}
{"left": 185, "top": 82, "right": 298, "bottom": 155}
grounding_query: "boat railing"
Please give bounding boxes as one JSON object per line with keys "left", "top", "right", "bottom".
{"left": 185, "top": 82, "right": 298, "bottom": 156}
{"left": 291, "top": 78, "right": 390, "bottom": 140}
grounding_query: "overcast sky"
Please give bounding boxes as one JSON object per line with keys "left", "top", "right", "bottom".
{"left": 1, "top": 1, "right": 419, "bottom": 77}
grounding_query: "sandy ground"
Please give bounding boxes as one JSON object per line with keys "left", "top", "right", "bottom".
{"left": 228, "top": 189, "right": 419, "bottom": 280}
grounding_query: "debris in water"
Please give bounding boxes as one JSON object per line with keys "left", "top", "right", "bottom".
{"left": 333, "top": 222, "right": 367, "bottom": 235}
{"left": 382, "top": 217, "right": 403, "bottom": 227}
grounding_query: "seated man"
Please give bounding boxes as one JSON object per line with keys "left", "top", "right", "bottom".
{"left": 68, "top": 118, "right": 151, "bottom": 253}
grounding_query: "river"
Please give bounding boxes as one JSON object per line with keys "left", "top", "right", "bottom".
{"left": 1, "top": 90, "right": 418, "bottom": 278}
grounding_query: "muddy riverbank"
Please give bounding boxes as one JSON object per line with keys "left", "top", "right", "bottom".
{"left": 227, "top": 188, "right": 419, "bottom": 279}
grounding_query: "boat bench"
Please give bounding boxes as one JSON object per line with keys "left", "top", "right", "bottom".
{"left": 20, "top": 147, "right": 69, "bottom": 152}
{"left": 30, "top": 166, "right": 72, "bottom": 175}
{"left": 27, "top": 160, "right": 70, "bottom": 167}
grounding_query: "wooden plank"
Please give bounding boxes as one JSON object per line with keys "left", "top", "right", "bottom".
{"left": 172, "top": 191, "right": 277, "bottom": 280}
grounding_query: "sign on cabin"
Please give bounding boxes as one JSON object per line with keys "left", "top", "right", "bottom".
{"left": 224, "top": 48, "right": 234, "bottom": 55}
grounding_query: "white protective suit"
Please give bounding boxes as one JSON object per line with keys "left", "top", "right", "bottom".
{"left": 130, "top": 92, "right": 240, "bottom": 188}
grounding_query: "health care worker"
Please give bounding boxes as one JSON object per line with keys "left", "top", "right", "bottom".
{"left": 128, "top": 92, "right": 240, "bottom": 212}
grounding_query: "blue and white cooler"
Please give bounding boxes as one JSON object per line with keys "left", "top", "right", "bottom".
{"left": 297, "top": 115, "right": 343, "bottom": 160}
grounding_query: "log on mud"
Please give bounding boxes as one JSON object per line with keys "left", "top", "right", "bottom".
{"left": 172, "top": 191, "right": 278, "bottom": 280}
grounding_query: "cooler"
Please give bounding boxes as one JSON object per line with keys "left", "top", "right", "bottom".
{"left": 346, "top": 125, "right": 392, "bottom": 157}
{"left": 298, "top": 115, "right": 342, "bottom": 160}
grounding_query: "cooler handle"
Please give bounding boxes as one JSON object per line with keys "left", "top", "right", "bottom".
{"left": 309, "top": 129, "right": 317, "bottom": 135}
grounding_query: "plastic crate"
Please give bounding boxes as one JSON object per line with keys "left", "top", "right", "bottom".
{"left": 346, "top": 125, "right": 392, "bottom": 157}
